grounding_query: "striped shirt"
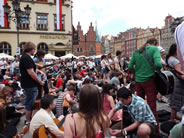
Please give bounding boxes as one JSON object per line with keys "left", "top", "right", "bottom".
{"left": 56, "top": 92, "right": 65, "bottom": 117}
{"left": 115, "top": 94, "right": 157, "bottom": 125}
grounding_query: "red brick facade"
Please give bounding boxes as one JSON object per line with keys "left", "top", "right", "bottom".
{"left": 73, "top": 22, "right": 100, "bottom": 56}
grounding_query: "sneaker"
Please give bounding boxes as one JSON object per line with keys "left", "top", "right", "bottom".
{"left": 24, "top": 120, "right": 30, "bottom": 126}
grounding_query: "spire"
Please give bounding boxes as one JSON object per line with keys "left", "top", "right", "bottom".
{"left": 95, "top": 21, "right": 101, "bottom": 42}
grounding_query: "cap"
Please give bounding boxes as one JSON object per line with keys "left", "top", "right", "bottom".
{"left": 158, "top": 46, "right": 165, "bottom": 53}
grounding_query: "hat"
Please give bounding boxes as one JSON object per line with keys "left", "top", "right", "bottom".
{"left": 158, "top": 46, "right": 165, "bottom": 53}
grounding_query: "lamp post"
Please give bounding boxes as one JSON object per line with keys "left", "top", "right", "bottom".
{"left": 3, "top": 0, "right": 31, "bottom": 57}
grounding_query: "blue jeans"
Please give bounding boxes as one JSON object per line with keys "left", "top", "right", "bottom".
{"left": 24, "top": 87, "right": 38, "bottom": 110}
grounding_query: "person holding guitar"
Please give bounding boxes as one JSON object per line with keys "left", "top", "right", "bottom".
{"left": 29, "top": 94, "right": 64, "bottom": 138}
{"left": 33, "top": 50, "right": 49, "bottom": 98}
{"left": 128, "top": 38, "right": 162, "bottom": 136}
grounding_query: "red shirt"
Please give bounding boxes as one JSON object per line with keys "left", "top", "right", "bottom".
{"left": 56, "top": 78, "right": 63, "bottom": 88}
{"left": 80, "top": 69, "right": 87, "bottom": 77}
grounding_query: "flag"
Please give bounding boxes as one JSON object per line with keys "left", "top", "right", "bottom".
{"left": 56, "top": 0, "right": 62, "bottom": 30}
{"left": 0, "top": 0, "right": 8, "bottom": 27}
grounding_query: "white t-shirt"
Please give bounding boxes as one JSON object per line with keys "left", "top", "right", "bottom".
{"left": 101, "top": 59, "right": 107, "bottom": 69}
{"left": 0, "top": 60, "right": 7, "bottom": 69}
{"left": 29, "top": 108, "right": 59, "bottom": 137}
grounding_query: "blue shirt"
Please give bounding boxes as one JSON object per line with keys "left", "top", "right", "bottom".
{"left": 33, "top": 57, "right": 47, "bottom": 81}
{"left": 115, "top": 94, "right": 157, "bottom": 125}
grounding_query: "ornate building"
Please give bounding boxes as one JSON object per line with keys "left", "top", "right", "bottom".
{"left": 137, "top": 27, "right": 160, "bottom": 49}
{"left": 0, "top": 0, "right": 72, "bottom": 57}
{"left": 160, "top": 15, "right": 175, "bottom": 52}
{"left": 73, "top": 22, "right": 101, "bottom": 56}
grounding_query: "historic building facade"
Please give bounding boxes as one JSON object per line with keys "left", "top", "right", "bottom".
{"left": 73, "top": 22, "right": 101, "bottom": 56}
{"left": 0, "top": 0, "right": 72, "bottom": 57}
{"left": 137, "top": 27, "right": 161, "bottom": 49}
{"left": 160, "top": 15, "right": 175, "bottom": 52}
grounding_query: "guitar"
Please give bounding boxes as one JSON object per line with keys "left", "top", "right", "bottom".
{"left": 155, "top": 70, "right": 175, "bottom": 95}
{"left": 13, "top": 125, "right": 29, "bottom": 138}
{"left": 34, "top": 117, "right": 65, "bottom": 138}
{"left": 38, "top": 63, "right": 56, "bottom": 70}
{"left": 0, "top": 96, "right": 25, "bottom": 106}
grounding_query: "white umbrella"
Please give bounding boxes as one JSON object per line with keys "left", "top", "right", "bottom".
{"left": 44, "top": 53, "right": 59, "bottom": 60}
{"left": 78, "top": 55, "right": 86, "bottom": 58}
{"left": 0, "top": 53, "right": 14, "bottom": 60}
{"left": 95, "top": 55, "right": 102, "bottom": 59}
{"left": 60, "top": 53, "right": 76, "bottom": 59}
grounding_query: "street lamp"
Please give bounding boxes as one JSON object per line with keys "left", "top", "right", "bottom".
{"left": 3, "top": 0, "right": 31, "bottom": 57}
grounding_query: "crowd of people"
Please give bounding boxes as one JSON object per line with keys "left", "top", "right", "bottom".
{"left": 0, "top": 23, "right": 184, "bottom": 138}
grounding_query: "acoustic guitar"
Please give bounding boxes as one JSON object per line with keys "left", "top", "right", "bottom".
{"left": 13, "top": 125, "right": 29, "bottom": 138}
{"left": 0, "top": 96, "right": 25, "bottom": 106}
{"left": 34, "top": 117, "right": 65, "bottom": 138}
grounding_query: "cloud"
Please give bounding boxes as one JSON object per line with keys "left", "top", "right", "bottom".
{"left": 72, "top": 0, "right": 184, "bottom": 36}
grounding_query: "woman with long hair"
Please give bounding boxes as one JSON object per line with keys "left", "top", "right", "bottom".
{"left": 101, "top": 83, "right": 122, "bottom": 127}
{"left": 64, "top": 84, "right": 110, "bottom": 137}
{"left": 166, "top": 44, "right": 184, "bottom": 123}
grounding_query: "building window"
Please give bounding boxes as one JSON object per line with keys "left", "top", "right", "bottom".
{"left": 19, "top": 15, "right": 30, "bottom": 29}
{"left": 0, "top": 42, "right": 11, "bottom": 55}
{"left": 54, "top": 15, "right": 65, "bottom": 30}
{"left": 20, "top": 42, "right": 26, "bottom": 55}
{"left": 37, "top": 43, "right": 48, "bottom": 54}
{"left": 36, "top": 13, "right": 48, "bottom": 30}
{"left": 90, "top": 45, "right": 94, "bottom": 52}
{"left": 77, "top": 48, "right": 82, "bottom": 52}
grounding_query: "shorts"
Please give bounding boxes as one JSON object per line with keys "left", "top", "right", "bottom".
{"left": 101, "top": 68, "right": 108, "bottom": 76}
{"left": 24, "top": 87, "right": 38, "bottom": 110}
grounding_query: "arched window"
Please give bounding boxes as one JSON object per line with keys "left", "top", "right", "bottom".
{"left": 20, "top": 42, "right": 26, "bottom": 55}
{"left": 0, "top": 42, "right": 11, "bottom": 55}
{"left": 37, "top": 43, "right": 48, "bottom": 54}
{"left": 56, "top": 43, "right": 65, "bottom": 46}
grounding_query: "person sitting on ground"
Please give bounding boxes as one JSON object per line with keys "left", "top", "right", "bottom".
{"left": 109, "top": 87, "right": 157, "bottom": 138}
{"left": 64, "top": 84, "right": 110, "bottom": 137}
{"left": 29, "top": 94, "right": 64, "bottom": 138}
{"left": 0, "top": 86, "right": 23, "bottom": 119}
{"left": 102, "top": 83, "right": 122, "bottom": 126}
{"left": 109, "top": 72, "right": 123, "bottom": 90}
{"left": 62, "top": 85, "right": 77, "bottom": 116}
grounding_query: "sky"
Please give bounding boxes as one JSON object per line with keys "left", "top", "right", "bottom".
{"left": 72, "top": 0, "right": 184, "bottom": 36}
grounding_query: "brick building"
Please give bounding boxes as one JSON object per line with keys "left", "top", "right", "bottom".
{"left": 73, "top": 22, "right": 101, "bottom": 56}
{"left": 160, "top": 15, "right": 175, "bottom": 52}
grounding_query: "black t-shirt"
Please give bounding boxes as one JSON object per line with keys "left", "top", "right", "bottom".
{"left": 19, "top": 54, "right": 38, "bottom": 88}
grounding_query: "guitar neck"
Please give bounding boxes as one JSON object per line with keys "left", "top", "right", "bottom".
{"left": 57, "top": 116, "right": 66, "bottom": 128}
{"left": 38, "top": 63, "right": 55, "bottom": 69}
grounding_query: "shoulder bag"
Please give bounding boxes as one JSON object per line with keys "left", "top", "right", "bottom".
{"left": 142, "top": 51, "right": 174, "bottom": 95}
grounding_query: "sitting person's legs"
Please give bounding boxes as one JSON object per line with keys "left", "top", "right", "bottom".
{"left": 137, "top": 123, "right": 155, "bottom": 138}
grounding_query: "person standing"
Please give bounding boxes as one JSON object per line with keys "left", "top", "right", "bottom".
{"left": 128, "top": 38, "right": 162, "bottom": 135}
{"left": 0, "top": 58, "right": 7, "bottom": 76}
{"left": 33, "top": 50, "right": 49, "bottom": 99}
{"left": 166, "top": 44, "right": 184, "bottom": 123}
{"left": 12, "top": 57, "right": 20, "bottom": 76}
{"left": 19, "top": 42, "right": 44, "bottom": 125}
{"left": 174, "top": 22, "right": 184, "bottom": 70}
